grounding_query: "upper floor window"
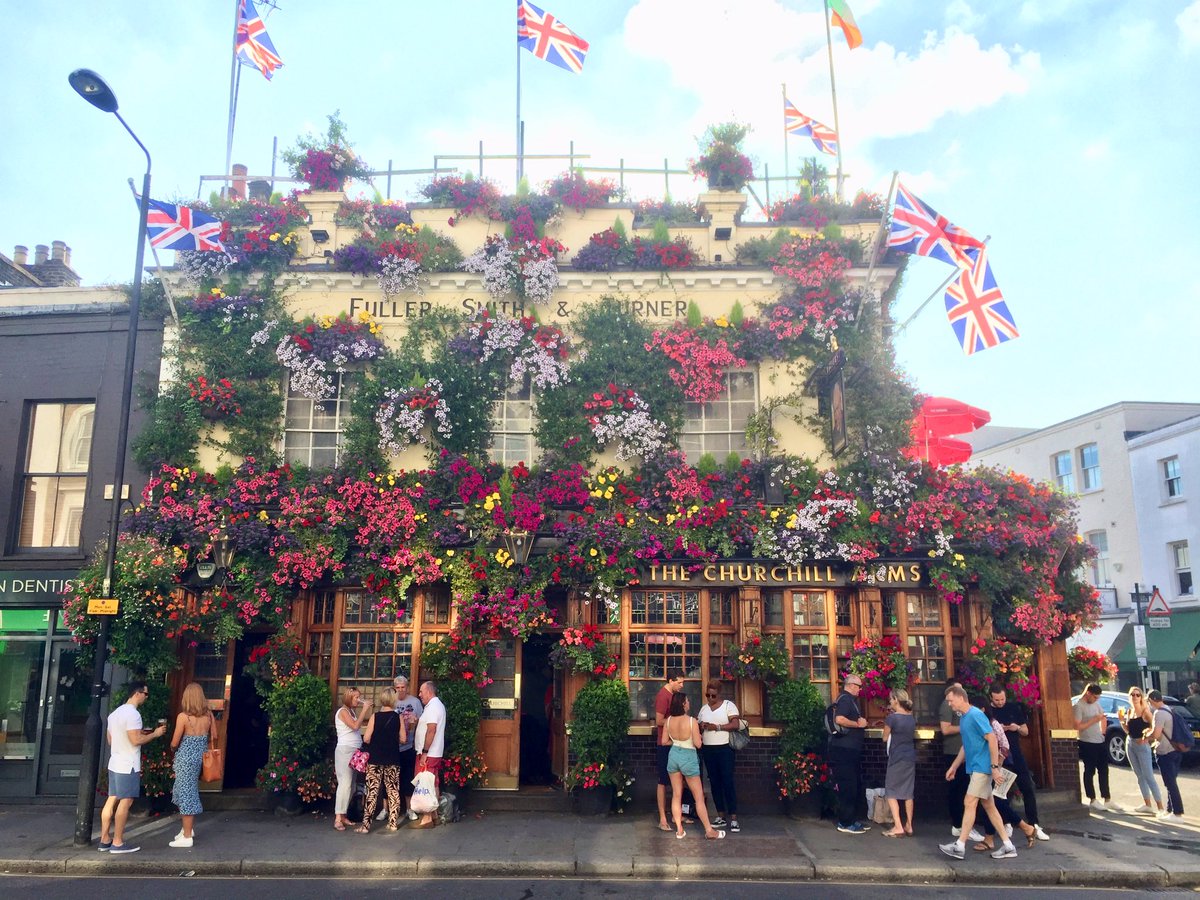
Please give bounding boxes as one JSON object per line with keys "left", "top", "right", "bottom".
{"left": 1052, "top": 451, "right": 1074, "bottom": 493}
{"left": 1085, "top": 530, "right": 1111, "bottom": 586}
{"left": 1079, "top": 443, "right": 1101, "bottom": 491}
{"left": 1171, "top": 541, "right": 1192, "bottom": 596}
{"left": 18, "top": 402, "right": 94, "bottom": 549}
{"left": 1163, "top": 457, "right": 1182, "bottom": 499}
{"left": 283, "top": 375, "right": 347, "bottom": 469}
{"left": 490, "top": 375, "right": 536, "bottom": 466}
{"left": 681, "top": 369, "right": 756, "bottom": 463}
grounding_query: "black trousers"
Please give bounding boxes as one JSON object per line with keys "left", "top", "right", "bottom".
{"left": 1078, "top": 741, "right": 1110, "bottom": 800}
{"left": 399, "top": 746, "right": 417, "bottom": 801}
{"left": 701, "top": 744, "right": 737, "bottom": 816}
{"left": 1012, "top": 764, "right": 1039, "bottom": 825}
{"left": 943, "top": 754, "right": 968, "bottom": 826}
{"left": 828, "top": 744, "right": 862, "bottom": 827}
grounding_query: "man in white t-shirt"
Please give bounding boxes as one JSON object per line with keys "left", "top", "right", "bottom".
{"left": 413, "top": 681, "right": 446, "bottom": 828}
{"left": 1072, "top": 683, "right": 1120, "bottom": 812}
{"left": 99, "top": 680, "right": 167, "bottom": 854}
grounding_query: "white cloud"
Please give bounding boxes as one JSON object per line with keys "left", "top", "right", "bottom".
{"left": 1179, "top": 1, "right": 1200, "bottom": 50}
{"left": 1081, "top": 138, "right": 1110, "bottom": 161}
{"left": 945, "top": 0, "right": 984, "bottom": 30}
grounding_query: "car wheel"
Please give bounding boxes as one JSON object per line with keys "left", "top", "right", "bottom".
{"left": 1106, "top": 731, "right": 1128, "bottom": 767}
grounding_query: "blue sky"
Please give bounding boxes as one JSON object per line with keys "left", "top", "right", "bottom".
{"left": 2, "top": 0, "right": 1198, "bottom": 428}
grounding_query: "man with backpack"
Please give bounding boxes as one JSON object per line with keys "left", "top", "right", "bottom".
{"left": 828, "top": 674, "right": 870, "bottom": 834}
{"left": 1148, "top": 690, "right": 1189, "bottom": 820}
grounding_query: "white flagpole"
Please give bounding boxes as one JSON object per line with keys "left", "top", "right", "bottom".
{"left": 854, "top": 170, "right": 899, "bottom": 326}
{"left": 223, "top": 0, "right": 242, "bottom": 193}
{"left": 894, "top": 235, "right": 992, "bottom": 335}
{"left": 821, "top": 0, "right": 845, "bottom": 203}
{"left": 516, "top": 32, "right": 523, "bottom": 184}
{"left": 782, "top": 83, "right": 789, "bottom": 188}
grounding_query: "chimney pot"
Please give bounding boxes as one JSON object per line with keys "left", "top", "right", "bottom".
{"left": 51, "top": 240, "right": 66, "bottom": 262}
{"left": 231, "top": 163, "right": 248, "bottom": 201}
{"left": 34, "top": 244, "right": 49, "bottom": 265}
{"left": 13, "top": 245, "right": 28, "bottom": 265}
{"left": 64, "top": 244, "right": 72, "bottom": 267}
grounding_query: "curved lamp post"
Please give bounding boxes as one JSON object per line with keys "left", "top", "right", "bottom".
{"left": 68, "top": 68, "right": 152, "bottom": 848}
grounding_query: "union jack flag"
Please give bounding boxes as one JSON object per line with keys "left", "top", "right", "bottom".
{"left": 887, "top": 182, "right": 984, "bottom": 268}
{"left": 944, "top": 247, "right": 1019, "bottom": 354}
{"left": 237, "top": 0, "right": 283, "bottom": 80}
{"left": 784, "top": 100, "right": 837, "bottom": 156}
{"left": 143, "top": 198, "right": 225, "bottom": 252}
{"left": 518, "top": 1, "right": 589, "bottom": 74}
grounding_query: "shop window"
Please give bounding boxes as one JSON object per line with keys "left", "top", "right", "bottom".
{"left": 881, "top": 592, "right": 898, "bottom": 628}
{"left": 680, "top": 369, "right": 756, "bottom": 462}
{"left": 283, "top": 376, "right": 347, "bottom": 469}
{"left": 312, "top": 590, "right": 335, "bottom": 625}
{"left": 632, "top": 589, "right": 700, "bottom": 625}
{"left": 627, "top": 632, "right": 702, "bottom": 720}
{"left": 792, "top": 633, "right": 832, "bottom": 701}
{"left": 307, "top": 632, "right": 333, "bottom": 679}
{"left": 791, "top": 591, "right": 827, "bottom": 627}
{"left": 835, "top": 593, "right": 852, "bottom": 627}
{"left": 423, "top": 585, "right": 452, "bottom": 625}
{"left": 0, "top": 642, "right": 45, "bottom": 756}
{"left": 708, "top": 632, "right": 734, "bottom": 681}
{"left": 709, "top": 590, "right": 734, "bottom": 627}
{"left": 304, "top": 587, "right": 417, "bottom": 700}
{"left": 18, "top": 401, "right": 94, "bottom": 549}
{"left": 906, "top": 593, "right": 942, "bottom": 629}
{"left": 489, "top": 375, "right": 537, "bottom": 466}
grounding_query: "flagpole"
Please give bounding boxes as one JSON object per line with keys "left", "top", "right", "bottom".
{"left": 126, "top": 179, "right": 180, "bottom": 328}
{"left": 855, "top": 170, "right": 899, "bottom": 325}
{"left": 821, "top": 0, "right": 845, "bottom": 203}
{"left": 516, "top": 37, "right": 523, "bottom": 184}
{"left": 782, "top": 83, "right": 789, "bottom": 188}
{"left": 224, "top": 0, "right": 242, "bottom": 191}
{"left": 894, "top": 235, "right": 991, "bottom": 335}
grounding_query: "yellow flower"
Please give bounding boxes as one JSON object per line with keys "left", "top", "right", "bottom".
{"left": 714, "top": 316, "right": 729, "bottom": 327}
{"left": 589, "top": 548, "right": 598, "bottom": 557}
{"left": 446, "top": 549, "right": 455, "bottom": 557}
{"left": 269, "top": 233, "right": 281, "bottom": 242}
{"left": 258, "top": 510, "right": 269, "bottom": 521}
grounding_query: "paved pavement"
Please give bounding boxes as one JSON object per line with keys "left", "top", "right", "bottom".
{"left": 1, "top": 799, "right": 1198, "bottom": 887}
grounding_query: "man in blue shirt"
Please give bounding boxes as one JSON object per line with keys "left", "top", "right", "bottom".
{"left": 938, "top": 685, "right": 1018, "bottom": 860}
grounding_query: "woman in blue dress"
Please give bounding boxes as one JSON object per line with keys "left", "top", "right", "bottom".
{"left": 169, "top": 682, "right": 217, "bottom": 848}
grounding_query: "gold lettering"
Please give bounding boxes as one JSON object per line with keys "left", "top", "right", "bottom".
{"left": 736, "top": 565, "right": 752, "bottom": 582}
{"left": 718, "top": 565, "right": 735, "bottom": 582}
{"left": 753, "top": 565, "right": 767, "bottom": 582}
{"left": 770, "top": 566, "right": 787, "bottom": 583}
{"left": 649, "top": 565, "right": 661, "bottom": 581}
{"left": 703, "top": 565, "right": 717, "bottom": 582}
{"left": 910, "top": 564, "right": 921, "bottom": 582}
{"left": 887, "top": 565, "right": 907, "bottom": 582}
{"left": 825, "top": 566, "right": 834, "bottom": 583}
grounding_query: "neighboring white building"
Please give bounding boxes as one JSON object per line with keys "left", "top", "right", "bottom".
{"left": 1125, "top": 415, "right": 1200, "bottom": 693}
{"left": 967, "top": 402, "right": 1200, "bottom": 688}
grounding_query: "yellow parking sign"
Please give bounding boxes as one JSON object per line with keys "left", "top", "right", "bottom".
{"left": 87, "top": 597, "right": 119, "bottom": 615}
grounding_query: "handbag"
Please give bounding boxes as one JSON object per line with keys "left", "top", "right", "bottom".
{"left": 725, "top": 702, "right": 750, "bottom": 751}
{"left": 201, "top": 747, "right": 223, "bottom": 782}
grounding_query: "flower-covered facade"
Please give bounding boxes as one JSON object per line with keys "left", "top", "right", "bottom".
{"left": 62, "top": 176, "right": 1094, "bottom": 808}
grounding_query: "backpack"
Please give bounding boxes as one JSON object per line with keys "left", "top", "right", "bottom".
{"left": 825, "top": 699, "right": 847, "bottom": 737}
{"left": 1168, "top": 708, "right": 1197, "bottom": 753}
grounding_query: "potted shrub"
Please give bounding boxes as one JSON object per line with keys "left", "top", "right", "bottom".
{"left": 281, "top": 111, "right": 371, "bottom": 192}
{"left": 565, "top": 677, "right": 630, "bottom": 815}
{"left": 769, "top": 675, "right": 829, "bottom": 818}
{"left": 438, "top": 676, "right": 486, "bottom": 808}
{"left": 690, "top": 122, "right": 754, "bottom": 192}
{"left": 257, "top": 671, "right": 332, "bottom": 814}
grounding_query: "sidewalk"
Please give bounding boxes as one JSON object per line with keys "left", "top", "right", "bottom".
{"left": 1, "top": 803, "right": 1198, "bottom": 886}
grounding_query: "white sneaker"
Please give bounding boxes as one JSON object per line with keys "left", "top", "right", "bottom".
{"left": 407, "top": 810, "right": 418, "bottom": 821}
{"left": 968, "top": 828, "right": 985, "bottom": 843}
{"left": 950, "top": 826, "right": 961, "bottom": 837}
{"left": 1090, "top": 799, "right": 1106, "bottom": 811}
{"left": 1162, "top": 813, "right": 1186, "bottom": 822}
{"left": 1131, "top": 804, "right": 1155, "bottom": 814}
{"left": 1156, "top": 809, "right": 1172, "bottom": 819}
{"left": 168, "top": 836, "right": 193, "bottom": 848}
{"left": 1034, "top": 825, "right": 1049, "bottom": 841}
{"left": 1103, "top": 800, "right": 1124, "bottom": 813}
{"left": 376, "top": 809, "right": 387, "bottom": 821}
{"left": 939, "top": 841, "right": 965, "bottom": 860}
{"left": 991, "top": 842, "right": 1017, "bottom": 859}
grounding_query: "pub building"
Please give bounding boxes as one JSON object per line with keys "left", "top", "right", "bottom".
{"left": 70, "top": 180, "right": 1083, "bottom": 811}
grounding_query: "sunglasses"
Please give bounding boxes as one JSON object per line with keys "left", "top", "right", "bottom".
{"left": 705, "top": 691, "right": 718, "bottom": 697}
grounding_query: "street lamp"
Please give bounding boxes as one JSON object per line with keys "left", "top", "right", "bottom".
{"left": 68, "top": 68, "right": 152, "bottom": 848}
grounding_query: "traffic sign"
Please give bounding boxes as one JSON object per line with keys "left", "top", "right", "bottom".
{"left": 87, "top": 597, "right": 118, "bottom": 615}
{"left": 1137, "top": 656, "right": 1148, "bottom": 667}
{"left": 1146, "top": 588, "right": 1171, "bottom": 616}
{"left": 1149, "top": 617, "right": 1171, "bottom": 629}
{"left": 1134, "top": 624, "right": 1148, "bottom": 657}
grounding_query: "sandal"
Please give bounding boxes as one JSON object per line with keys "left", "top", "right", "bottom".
{"left": 354, "top": 824, "right": 370, "bottom": 835}
{"left": 657, "top": 823, "right": 673, "bottom": 833}
{"left": 972, "top": 842, "right": 992, "bottom": 852}
{"left": 1022, "top": 826, "right": 1036, "bottom": 848}
{"left": 705, "top": 829, "right": 727, "bottom": 840}
{"left": 676, "top": 830, "right": 686, "bottom": 839}
{"left": 333, "top": 821, "right": 346, "bottom": 832}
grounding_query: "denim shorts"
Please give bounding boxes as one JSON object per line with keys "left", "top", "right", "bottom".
{"left": 108, "top": 769, "right": 141, "bottom": 800}
{"left": 667, "top": 746, "right": 700, "bottom": 778}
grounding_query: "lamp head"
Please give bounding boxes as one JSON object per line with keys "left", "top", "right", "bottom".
{"left": 69, "top": 68, "right": 119, "bottom": 113}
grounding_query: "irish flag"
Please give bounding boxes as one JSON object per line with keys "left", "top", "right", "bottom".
{"left": 828, "top": 0, "right": 862, "bottom": 49}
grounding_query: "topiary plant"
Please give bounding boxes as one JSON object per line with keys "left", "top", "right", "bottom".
{"left": 264, "top": 672, "right": 332, "bottom": 765}
{"left": 568, "top": 677, "right": 630, "bottom": 771}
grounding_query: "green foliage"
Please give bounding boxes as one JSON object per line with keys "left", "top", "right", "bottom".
{"left": 729, "top": 300, "right": 745, "bottom": 326}
{"left": 651, "top": 219, "right": 671, "bottom": 243}
{"left": 686, "top": 300, "right": 702, "bottom": 328}
{"left": 439, "top": 678, "right": 484, "bottom": 759}
{"left": 696, "top": 453, "right": 718, "bottom": 476}
{"left": 734, "top": 228, "right": 792, "bottom": 266}
{"left": 138, "top": 679, "right": 174, "bottom": 798}
{"left": 611, "top": 217, "right": 628, "bottom": 239}
{"left": 568, "top": 677, "right": 630, "bottom": 768}
{"left": 703, "top": 121, "right": 750, "bottom": 148}
{"left": 769, "top": 675, "right": 825, "bottom": 755}
{"left": 133, "top": 381, "right": 202, "bottom": 470}
{"left": 264, "top": 673, "right": 332, "bottom": 765}
{"left": 534, "top": 298, "right": 683, "bottom": 465}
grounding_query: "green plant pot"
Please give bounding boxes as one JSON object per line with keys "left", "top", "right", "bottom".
{"left": 574, "top": 786, "right": 613, "bottom": 816}
{"left": 782, "top": 790, "right": 822, "bottom": 819}
{"left": 272, "top": 789, "right": 304, "bottom": 817}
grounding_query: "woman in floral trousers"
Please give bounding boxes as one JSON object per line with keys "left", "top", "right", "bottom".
{"left": 356, "top": 688, "right": 407, "bottom": 833}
